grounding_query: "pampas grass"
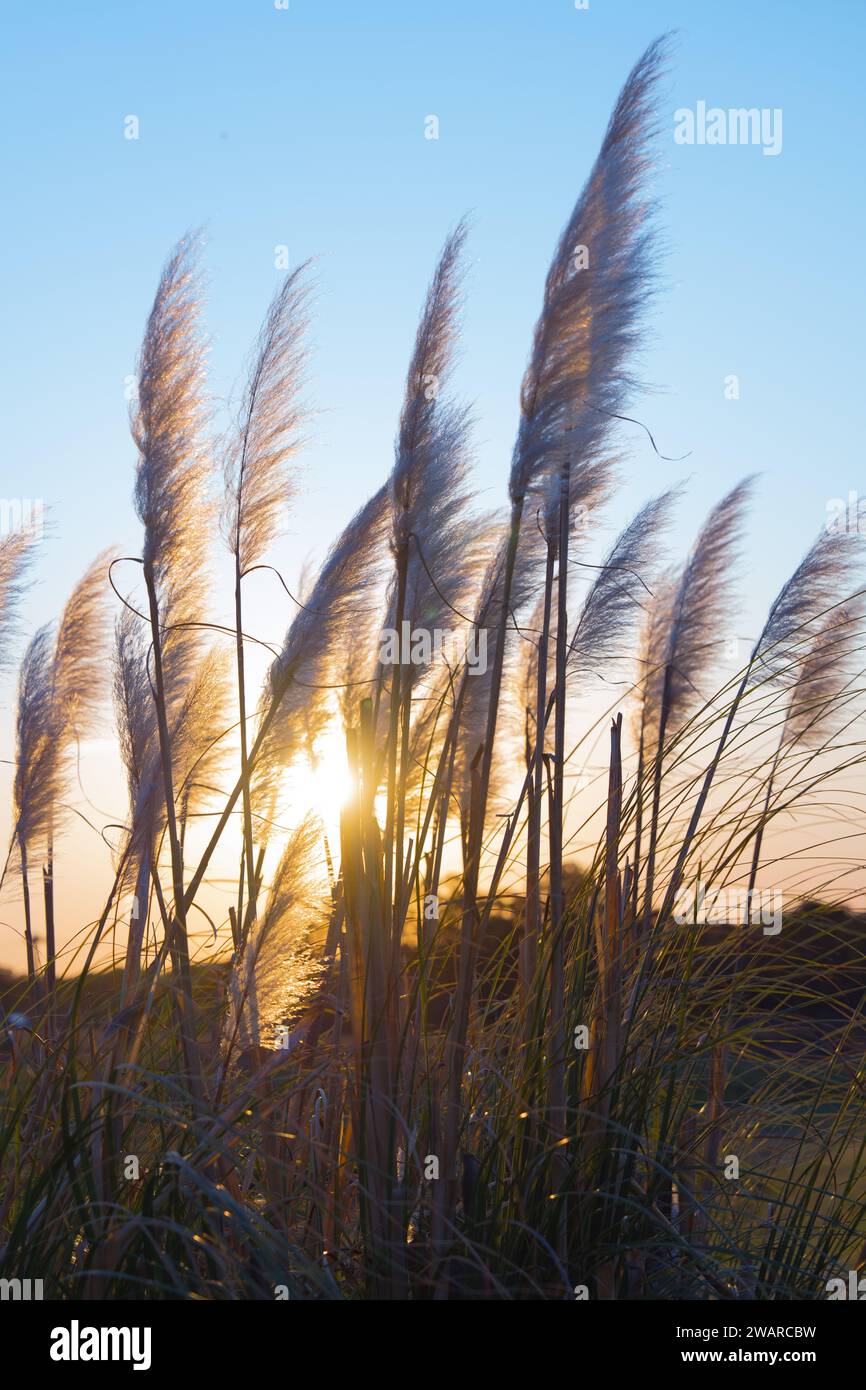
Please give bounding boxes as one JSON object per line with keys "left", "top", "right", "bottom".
{"left": 223, "top": 814, "right": 328, "bottom": 1058}
{"left": 3, "top": 36, "right": 866, "bottom": 1305}
{"left": 222, "top": 260, "right": 312, "bottom": 935}
{"left": 0, "top": 530, "right": 35, "bottom": 672}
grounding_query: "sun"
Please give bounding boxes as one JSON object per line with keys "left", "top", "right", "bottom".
{"left": 284, "top": 730, "right": 355, "bottom": 831}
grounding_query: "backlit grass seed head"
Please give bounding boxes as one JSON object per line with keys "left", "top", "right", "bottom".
{"left": 222, "top": 262, "right": 312, "bottom": 573}
{"left": 132, "top": 233, "right": 211, "bottom": 594}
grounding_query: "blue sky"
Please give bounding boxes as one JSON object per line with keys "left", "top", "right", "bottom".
{"left": 1, "top": 0, "right": 864, "bottom": 967}
{"left": 3, "top": 0, "right": 865, "bottom": 629}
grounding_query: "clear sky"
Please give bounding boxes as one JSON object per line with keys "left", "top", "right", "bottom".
{"left": 1, "top": 0, "right": 864, "bottom": 972}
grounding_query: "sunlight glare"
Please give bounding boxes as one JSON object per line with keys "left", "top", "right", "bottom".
{"left": 285, "top": 730, "right": 355, "bottom": 830}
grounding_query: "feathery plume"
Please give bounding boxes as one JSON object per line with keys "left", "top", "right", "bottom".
{"left": 222, "top": 263, "right": 312, "bottom": 573}
{"left": 132, "top": 234, "right": 211, "bottom": 595}
{"left": 638, "top": 478, "right": 752, "bottom": 930}
{"left": 738, "top": 587, "right": 866, "bottom": 924}
{"left": 173, "top": 647, "right": 233, "bottom": 824}
{"left": 509, "top": 35, "right": 669, "bottom": 508}
{"left": 114, "top": 611, "right": 231, "bottom": 877}
{"left": 13, "top": 627, "right": 61, "bottom": 855}
{"left": 10, "top": 627, "right": 59, "bottom": 977}
{"left": 223, "top": 815, "right": 329, "bottom": 1053}
{"left": 567, "top": 486, "right": 679, "bottom": 685}
{"left": 128, "top": 235, "right": 214, "bottom": 1066}
{"left": 52, "top": 549, "right": 115, "bottom": 741}
{"left": 114, "top": 610, "right": 160, "bottom": 864}
{"left": 781, "top": 596, "right": 866, "bottom": 748}
{"left": 753, "top": 526, "right": 865, "bottom": 677}
{"left": 391, "top": 221, "right": 469, "bottom": 550}
{"left": 457, "top": 514, "right": 546, "bottom": 828}
{"left": 653, "top": 477, "right": 754, "bottom": 738}
{"left": 114, "top": 604, "right": 230, "bottom": 984}
{"left": 382, "top": 223, "right": 477, "bottom": 694}
{"left": 255, "top": 486, "right": 391, "bottom": 803}
{"left": 632, "top": 577, "right": 672, "bottom": 743}
{"left": 0, "top": 530, "right": 35, "bottom": 673}
{"left": 10, "top": 551, "right": 114, "bottom": 860}
{"left": 219, "top": 264, "right": 312, "bottom": 927}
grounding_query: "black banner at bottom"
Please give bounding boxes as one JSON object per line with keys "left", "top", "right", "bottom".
{"left": 0, "top": 1295, "right": 860, "bottom": 1376}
